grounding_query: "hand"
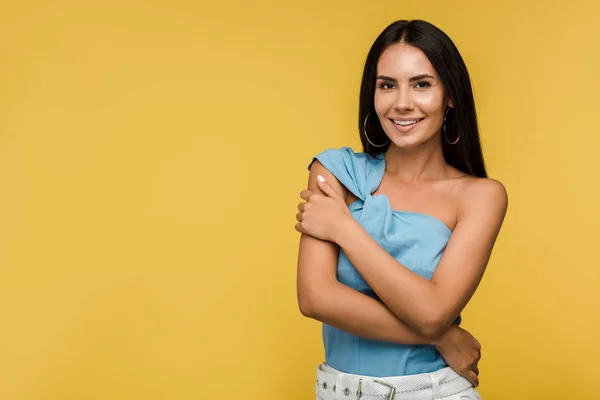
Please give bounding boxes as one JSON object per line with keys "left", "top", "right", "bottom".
{"left": 295, "top": 175, "right": 352, "bottom": 242}
{"left": 435, "top": 325, "right": 481, "bottom": 387}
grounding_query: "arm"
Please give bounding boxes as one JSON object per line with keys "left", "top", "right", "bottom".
{"left": 299, "top": 240, "right": 439, "bottom": 345}
{"left": 333, "top": 179, "right": 508, "bottom": 338}
{"left": 297, "top": 162, "right": 484, "bottom": 385}
{"left": 297, "top": 161, "right": 437, "bottom": 345}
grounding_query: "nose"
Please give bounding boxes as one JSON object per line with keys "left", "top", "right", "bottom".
{"left": 394, "top": 85, "right": 413, "bottom": 111}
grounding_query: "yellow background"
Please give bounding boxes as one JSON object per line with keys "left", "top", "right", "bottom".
{"left": 0, "top": 1, "right": 598, "bottom": 399}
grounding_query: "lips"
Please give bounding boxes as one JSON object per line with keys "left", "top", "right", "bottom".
{"left": 391, "top": 118, "right": 425, "bottom": 126}
{"left": 388, "top": 117, "right": 425, "bottom": 133}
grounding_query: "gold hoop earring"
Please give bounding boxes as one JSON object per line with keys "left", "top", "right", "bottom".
{"left": 443, "top": 108, "right": 460, "bottom": 145}
{"left": 363, "top": 112, "right": 390, "bottom": 148}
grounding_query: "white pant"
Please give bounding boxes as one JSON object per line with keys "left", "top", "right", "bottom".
{"left": 315, "top": 363, "right": 482, "bottom": 400}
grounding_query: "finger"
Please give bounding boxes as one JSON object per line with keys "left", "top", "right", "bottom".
{"left": 300, "top": 189, "right": 313, "bottom": 201}
{"left": 296, "top": 212, "right": 302, "bottom": 222}
{"left": 316, "top": 175, "right": 341, "bottom": 199}
{"left": 295, "top": 223, "right": 302, "bottom": 233}
{"left": 297, "top": 202, "right": 305, "bottom": 212}
{"left": 467, "top": 371, "right": 479, "bottom": 387}
{"left": 472, "top": 364, "right": 479, "bottom": 376}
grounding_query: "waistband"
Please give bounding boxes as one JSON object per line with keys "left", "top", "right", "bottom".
{"left": 316, "top": 363, "right": 472, "bottom": 400}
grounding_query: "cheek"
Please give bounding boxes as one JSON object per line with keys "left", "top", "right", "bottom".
{"left": 373, "top": 92, "right": 394, "bottom": 117}
{"left": 414, "top": 91, "right": 443, "bottom": 113}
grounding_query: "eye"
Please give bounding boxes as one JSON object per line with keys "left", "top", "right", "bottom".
{"left": 379, "top": 82, "right": 396, "bottom": 90}
{"left": 414, "top": 81, "right": 431, "bottom": 89}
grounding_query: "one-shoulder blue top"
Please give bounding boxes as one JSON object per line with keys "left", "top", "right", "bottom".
{"left": 308, "top": 147, "right": 460, "bottom": 377}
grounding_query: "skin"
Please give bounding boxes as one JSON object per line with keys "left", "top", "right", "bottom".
{"left": 296, "top": 43, "right": 508, "bottom": 387}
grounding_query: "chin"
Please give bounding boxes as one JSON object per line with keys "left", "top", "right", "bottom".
{"left": 389, "top": 135, "right": 425, "bottom": 149}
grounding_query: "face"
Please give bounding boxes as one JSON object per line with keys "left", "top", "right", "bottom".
{"left": 374, "top": 42, "right": 452, "bottom": 148}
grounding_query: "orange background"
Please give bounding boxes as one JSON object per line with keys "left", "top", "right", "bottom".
{"left": 0, "top": 1, "right": 598, "bottom": 398}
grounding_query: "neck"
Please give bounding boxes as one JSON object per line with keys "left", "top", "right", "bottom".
{"left": 383, "top": 136, "right": 451, "bottom": 183}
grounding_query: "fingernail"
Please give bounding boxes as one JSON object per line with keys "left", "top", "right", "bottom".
{"left": 317, "top": 175, "right": 325, "bottom": 182}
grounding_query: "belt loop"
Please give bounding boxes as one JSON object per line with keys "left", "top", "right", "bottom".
{"left": 335, "top": 373, "right": 343, "bottom": 400}
{"left": 431, "top": 370, "right": 442, "bottom": 400}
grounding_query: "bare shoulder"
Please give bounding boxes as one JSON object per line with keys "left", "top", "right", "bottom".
{"left": 458, "top": 177, "right": 508, "bottom": 220}
{"left": 464, "top": 177, "right": 508, "bottom": 205}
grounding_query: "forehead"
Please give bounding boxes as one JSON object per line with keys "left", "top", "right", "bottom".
{"left": 377, "top": 43, "right": 437, "bottom": 77}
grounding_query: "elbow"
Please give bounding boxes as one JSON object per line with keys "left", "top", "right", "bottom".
{"left": 413, "top": 312, "right": 453, "bottom": 339}
{"left": 298, "top": 296, "right": 316, "bottom": 318}
{"left": 297, "top": 288, "right": 321, "bottom": 319}
{"left": 298, "top": 280, "right": 336, "bottom": 319}
{"left": 417, "top": 321, "right": 447, "bottom": 339}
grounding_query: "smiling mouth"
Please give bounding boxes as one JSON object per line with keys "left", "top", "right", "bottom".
{"left": 391, "top": 118, "right": 425, "bottom": 126}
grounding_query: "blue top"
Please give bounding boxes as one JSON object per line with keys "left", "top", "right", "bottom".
{"left": 308, "top": 147, "right": 460, "bottom": 377}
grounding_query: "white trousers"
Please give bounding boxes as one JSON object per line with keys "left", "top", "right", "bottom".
{"left": 315, "top": 363, "right": 482, "bottom": 400}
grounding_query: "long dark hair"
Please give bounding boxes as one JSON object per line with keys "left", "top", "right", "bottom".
{"left": 359, "top": 20, "right": 487, "bottom": 178}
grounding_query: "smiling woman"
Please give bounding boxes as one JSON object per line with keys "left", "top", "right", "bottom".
{"left": 295, "top": 20, "right": 507, "bottom": 400}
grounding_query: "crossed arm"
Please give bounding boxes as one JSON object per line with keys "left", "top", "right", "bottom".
{"left": 297, "top": 160, "right": 507, "bottom": 340}
{"left": 296, "top": 161, "right": 507, "bottom": 386}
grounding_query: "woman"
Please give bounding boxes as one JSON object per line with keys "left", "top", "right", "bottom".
{"left": 295, "top": 20, "right": 507, "bottom": 400}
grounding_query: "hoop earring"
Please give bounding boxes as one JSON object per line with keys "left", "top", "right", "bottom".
{"left": 363, "top": 112, "right": 390, "bottom": 148}
{"left": 443, "top": 108, "right": 460, "bottom": 145}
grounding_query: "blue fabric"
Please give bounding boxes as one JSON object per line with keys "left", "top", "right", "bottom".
{"left": 308, "top": 147, "right": 460, "bottom": 377}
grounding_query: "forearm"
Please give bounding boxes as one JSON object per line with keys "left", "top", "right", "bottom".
{"left": 303, "top": 281, "right": 439, "bottom": 345}
{"left": 334, "top": 218, "right": 446, "bottom": 336}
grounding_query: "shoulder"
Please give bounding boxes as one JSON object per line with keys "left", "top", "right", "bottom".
{"left": 309, "top": 146, "right": 369, "bottom": 168}
{"left": 458, "top": 177, "right": 508, "bottom": 221}
{"left": 307, "top": 148, "right": 354, "bottom": 198}
{"left": 308, "top": 147, "right": 382, "bottom": 202}
{"left": 465, "top": 178, "right": 508, "bottom": 205}
{"left": 307, "top": 157, "right": 346, "bottom": 187}
{"left": 309, "top": 146, "right": 383, "bottom": 173}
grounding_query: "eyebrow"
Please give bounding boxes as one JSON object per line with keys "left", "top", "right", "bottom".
{"left": 376, "top": 74, "right": 436, "bottom": 82}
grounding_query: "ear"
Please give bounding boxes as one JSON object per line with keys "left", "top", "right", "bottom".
{"left": 447, "top": 97, "right": 454, "bottom": 108}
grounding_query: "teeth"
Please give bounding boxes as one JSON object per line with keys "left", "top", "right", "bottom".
{"left": 394, "top": 119, "right": 419, "bottom": 126}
